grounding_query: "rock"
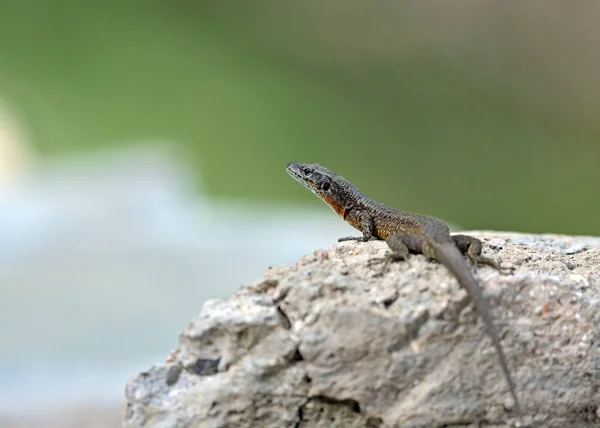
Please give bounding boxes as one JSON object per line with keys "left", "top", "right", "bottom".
{"left": 123, "top": 232, "right": 600, "bottom": 428}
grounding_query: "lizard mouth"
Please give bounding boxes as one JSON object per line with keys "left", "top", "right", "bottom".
{"left": 286, "top": 162, "right": 305, "bottom": 182}
{"left": 286, "top": 162, "right": 318, "bottom": 194}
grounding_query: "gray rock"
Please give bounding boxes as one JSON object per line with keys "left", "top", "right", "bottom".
{"left": 123, "top": 232, "right": 600, "bottom": 428}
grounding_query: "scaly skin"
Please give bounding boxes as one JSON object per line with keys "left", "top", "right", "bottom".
{"left": 286, "top": 161, "right": 520, "bottom": 414}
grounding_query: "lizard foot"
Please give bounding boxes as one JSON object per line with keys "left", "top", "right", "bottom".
{"left": 338, "top": 236, "right": 369, "bottom": 242}
{"left": 472, "top": 255, "right": 514, "bottom": 274}
{"left": 368, "top": 251, "right": 408, "bottom": 276}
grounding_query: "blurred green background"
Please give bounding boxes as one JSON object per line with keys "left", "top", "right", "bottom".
{"left": 1, "top": 1, "right": 599, "bottom": 234}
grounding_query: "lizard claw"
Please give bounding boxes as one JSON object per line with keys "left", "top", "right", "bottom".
{"left": 473, "top": 255, "right": 514, "bottom": 275}
{"left": 497, "top": 262, "right": 515, "bottom": 275}
{"left": 368, "top": 252, "right": 408, "bottom": 276}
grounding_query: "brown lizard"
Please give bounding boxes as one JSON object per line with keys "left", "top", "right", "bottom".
{"left": 286, "top": 161, "right": 520, "bottom": 413}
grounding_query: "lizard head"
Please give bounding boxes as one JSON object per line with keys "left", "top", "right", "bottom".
{"left": 286, "top": 162, "right": 357, "bottom": 218}
{"left": 286, "top": 162, "right": 335, "bottom": 198}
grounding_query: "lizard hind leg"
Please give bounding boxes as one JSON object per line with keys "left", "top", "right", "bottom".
{"left": 372, "top": 233, "right": 423, "bottom": 275}
{"left": 452, "top": 234, "right": 502, "bottom": 270}
{"left": 385, "top": 233, "right": 425, "bottom": 261}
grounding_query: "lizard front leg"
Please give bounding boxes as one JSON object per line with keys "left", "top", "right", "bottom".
{"left": 338, "top": 211, "right": 376, "bottom": 242}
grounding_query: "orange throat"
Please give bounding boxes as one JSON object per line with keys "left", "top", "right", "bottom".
{"left": 322, "top": 194, "right": 361, "bottom": 230}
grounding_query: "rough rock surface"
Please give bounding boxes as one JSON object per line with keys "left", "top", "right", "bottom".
{"left": 123, "top": 232, "right": 600, "bottom": 428}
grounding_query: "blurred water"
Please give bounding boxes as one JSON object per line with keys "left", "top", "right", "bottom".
{"left": 0, "top": 145, "right": 353, "bottom": 414}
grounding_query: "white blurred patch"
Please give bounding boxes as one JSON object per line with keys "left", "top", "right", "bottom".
{"left": 0, "top": 98, "right": 34, "bottom": 188}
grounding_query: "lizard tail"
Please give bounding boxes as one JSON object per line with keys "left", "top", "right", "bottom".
{"left": 434, "top": 242, "right": 520, "bottom": 414}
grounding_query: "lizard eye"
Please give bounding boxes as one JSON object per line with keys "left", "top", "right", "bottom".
{"left": 322, "top": 182, "right": 330, "bottom": 191}
{"left": 302, "top": 167, "right": 312, "bottom": 175}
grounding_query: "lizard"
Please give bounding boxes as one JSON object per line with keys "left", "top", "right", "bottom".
{"left": 286, "top": 161, "right": 520, "bottom": 413}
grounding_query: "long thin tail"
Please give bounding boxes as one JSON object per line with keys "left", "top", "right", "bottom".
{"left": 435, "top": 242, "right": 520, "bottom": 413}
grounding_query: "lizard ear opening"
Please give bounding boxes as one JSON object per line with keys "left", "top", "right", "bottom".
{"left": 322, "top": 182, "right": 330, "bottom": 191}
